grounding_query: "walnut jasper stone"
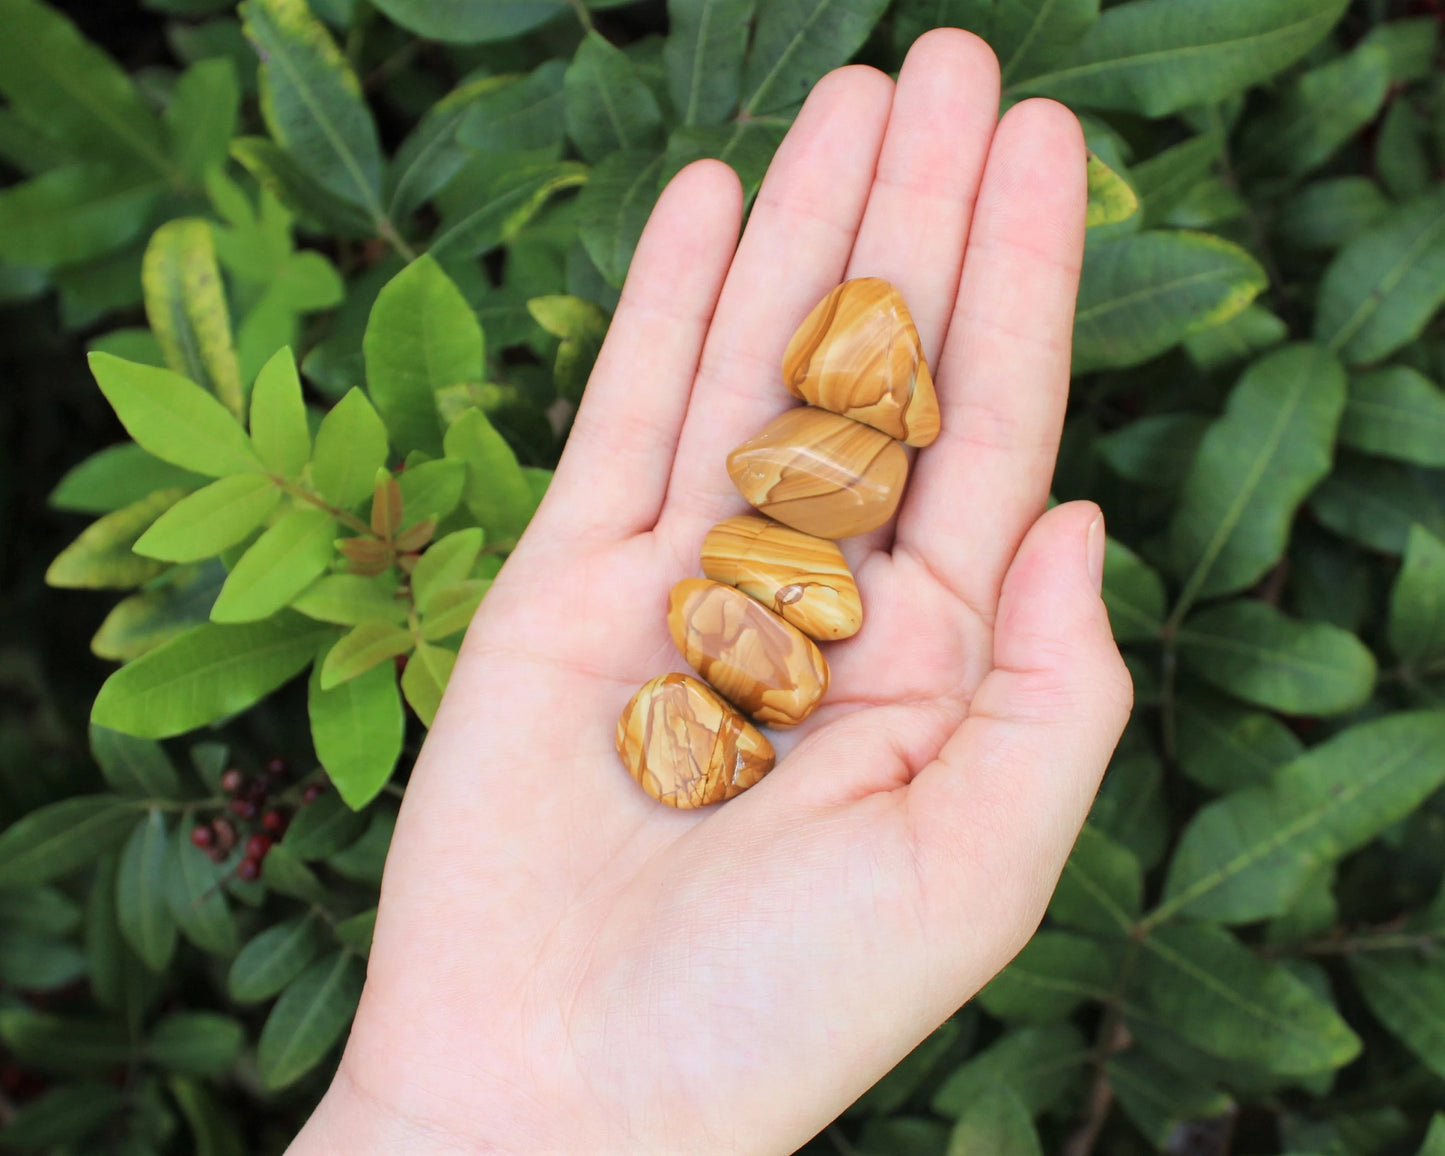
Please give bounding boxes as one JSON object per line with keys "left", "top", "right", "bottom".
{"left": 668, "top": 579, "right": 830, "bottom": 728}
{"left": 727, "top": 407, "right": 909, "bottom": 540}
{"left": 783, "top": 277, "right": 940, "bottom": 447}
{"left": 701, "top": 515, "right": 862, "bottom": 641}
{"left": 616, "top": 674, "right": 775, "bottom": 808}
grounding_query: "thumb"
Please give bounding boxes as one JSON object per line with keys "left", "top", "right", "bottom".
{"left": 905, "top": 501, "right": 1133, "bottom": 966}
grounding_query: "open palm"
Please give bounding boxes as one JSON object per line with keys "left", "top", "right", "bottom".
{"left": 294, "top": 30, "right": 1132, "bottom": 1156}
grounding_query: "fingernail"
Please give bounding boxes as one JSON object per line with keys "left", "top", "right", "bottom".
{"left": 1086, "top": 513, "right": 1105, "bottom": 593}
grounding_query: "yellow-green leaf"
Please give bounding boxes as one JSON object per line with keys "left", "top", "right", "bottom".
{"left": 319, "top": 621, "right": 414, "bottom": 690}
{"left": 1086, "top": 152, "right": 1138, "bottom": 228}
{"left": 210, "top": 506, "right": 337, "bottom": 623}
{"left": 133, "top": 474, "right": 280, "bottom": 562}
{"left": 47, "top": 489, "right": 182, "bottom": 590}
{"left": 250, "top": 347, "right": 311, "bottom": 478}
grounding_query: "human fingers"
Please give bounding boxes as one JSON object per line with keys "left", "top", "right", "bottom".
{"left": 528, "top": 160, "right": 743, "bottom": 543}
{"left": 657, "top": 65, "right": 894, "bottom": 541}
{"left": 904, "top": 502, "right": 1133, "bottom": 963}
{"left": 893, "top": 99, "right": 1086, "bottom": 621}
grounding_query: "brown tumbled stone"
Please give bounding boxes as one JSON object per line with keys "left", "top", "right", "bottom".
{"left": 616, "top": 673, "right": 775, "bottom": 808}
{"left": 783, "top": 277, "right": 940, "bottom": 447}
{"left": 701, "top": 515, "right": 862, "bottom": 641}
{"left": 667, "top": 578, "right": 829, "bottom": 728}
{"left": 726, "top": 407, "right": 909, "bottom": 539}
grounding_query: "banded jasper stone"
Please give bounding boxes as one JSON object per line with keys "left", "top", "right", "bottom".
{"left": 668, "top": 578, "right": 830, "bottom": 727}
{"left": 701, "top": 515, "right": 862, "bottom": 641}
{"left": 617, "top": 674, "right": 774, "bottom": 807}
{"left": 783, "top": 278, "right": 940, "bottom": 447}
{"left": 726, "top": 407, "right": 908, "bottom": 539}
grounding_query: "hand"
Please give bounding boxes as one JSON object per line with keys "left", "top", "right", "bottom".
{"left": 292, "top": 29, "right": 1132, "bottom": 1156}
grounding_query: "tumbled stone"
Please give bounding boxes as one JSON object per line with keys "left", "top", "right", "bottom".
{"left": 667, "top": 578, "right": 829, "bottom": 728}
{"left": 783, "top": 277, "right": 940, "bottom": 447}
{"left": 701, "top": 515, "right": 862, "bottom": 641}
{"left": 616, "top": 673, "right": 774, "bottom": 808}
{"left": 726, "top": 407, "right": 909, "bottom": 539}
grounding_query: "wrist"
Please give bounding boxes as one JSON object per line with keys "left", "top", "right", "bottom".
{"left": 287, "top": 1064, "right": 480, "bottom": 1156}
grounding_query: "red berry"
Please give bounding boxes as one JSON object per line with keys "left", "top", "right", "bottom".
{"left": 245, "top": 834, "right": 272, "bottom": 860}
{"left": 219, "top": 768, "right": 245, "bottom": 794}
{"left": 302, "top": 783, "right": 325, "bottom": 804}
{"left": 265, "top": 756, "right": 290, "bottom": 779}
{"left": 236, "top": 857, "right": 261, "bottom": 882}
{"left": 211, "top": 817, "right": 237, "bottom": 854}
{"left": 228, "top": 797, "right": 257, "bottom": 820}
{"left": 245, "top": 778, "right": 269, "bottom": 804}
{"left": 261, "top": 810, "right": 287, "bottom": 835}
{"left": 190, "top": 825, "right": 214, "bottom": 849}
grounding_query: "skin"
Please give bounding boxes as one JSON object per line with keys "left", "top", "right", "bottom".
{"left": 291, "top": 30, "right": 1133, "bottom": 1156}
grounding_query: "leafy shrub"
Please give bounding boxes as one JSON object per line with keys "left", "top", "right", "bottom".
{"left": 1, "top": 0, "right": 1444, "bottom": 1152}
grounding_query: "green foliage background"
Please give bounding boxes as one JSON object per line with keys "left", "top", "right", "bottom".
{"left": 1, "top": 0, "right": 1444, "bottom": 1151}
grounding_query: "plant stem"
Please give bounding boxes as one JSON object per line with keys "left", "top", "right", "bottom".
{"left": 1061, "top": 939, "right": 1142, "bottom": 1156}
{"left": 377, "top": 216, "right": 419, "bottom": 262}
{"left": 274, "top": 476, "right": 377, "bottom": 539}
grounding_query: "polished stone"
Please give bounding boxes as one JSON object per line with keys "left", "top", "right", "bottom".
{"left": 783, "top": 277, "right": 940, "bottom": 447}
{"left": 701, "top": 515, "right": 862, "bottom": 641}
{"left": 667, "top": 578, "right": 829, "bottom": 728}
{"left": 616, "top": 673, "right": 774, "bottom": 807}
{"left": 726, "top": 407, "right": 909, "bottom": 539}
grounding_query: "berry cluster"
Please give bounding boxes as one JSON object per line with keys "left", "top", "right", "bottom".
{"left": 189, "top": 757, "right": 325, "bottom": 881}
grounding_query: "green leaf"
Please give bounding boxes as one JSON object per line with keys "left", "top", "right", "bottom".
{"left": 1072, "top": 231, "right": 1266, "bottom": 373}
{"left": 0, "top": 796, "right": 138, "bottom": 890}
{"left": 294, "top": 573, "right": 407, "bottom": 626}
{"left": 1175, "top": 689, "right": 1303, "bottom": 793}
{"left": 1106, "top": 1052, "right": 1232, "bottom": 1149}
{"left": 117, "top": 810, "right": 177, "bottom": 972}
{"left": 397, "top": 458, "right": 467, "bottom": 527}
{"left": 90, "top": 353, "right": 260, "bottom": 478}
{"left": 166, "top": 57, "right": 241, "bottom": 181}
{"left": 91, "top": 562, "right": 226, "bottom": 663}
{"left": 148, "top": 1012, "right": 244, "bottom": 1075}
{"left": 453, "top": 62, "right": 567, "bottom": 159}
{"left": 143, "top": 219, "right": 246, "bottom": 421}
{"left": 1183, "top": 304, "right": 1289, "bottom": 372}
{"left": 411, "top": 528, "right": 485, "bottom": 612}
{"left": 0, "top": 165, "right": 162, "bottom": 270}
{"left": 311, "top": 387, "right": 389, "bottom": 508}
{"left": 1158, "top": 711, "right": 1445, "bottom": 924}
{"left": 241, "top": 0, "right": 385, "bottom": 228}
{"left": 1376, "top": 99, "right": 1433, "bottom": 202}
{"left": 576, "top": 149, "right": 665, "bottom": 287}
{"left": 86, "top": 853, "right": 160, "bottom": 1025}
{"left": 1096, "top": 413, "right": 1206, "bottom": 490}
{"left": 444, "top": 406, "right": 536, "bottom": 542}
{"left": 1176, "top": 601, "right": 1376, "bottom": 716}
{"left": 564, "top": 31, "right": 666, "bottom": 163}
{"left": 333, "top": 908, "right": 376, "bottom": 957}
{"left": 133, "top": 473, "right": 281, "bottom": 562}
{"left": 991, "top": 0, "right": 1102, "bottom": 86}
{"left": 169, "top": 1077, "right": 247, "bottom": 1156}
{"left": 165, "top": 834, "right": 237, "bottom": 956}
{"left": 1131, "top": 131, "right": 1221, "bottom": 227}
{"left": 283, "top": 790, "right": 369, "bottom": 860}
{"left": 229, "top": 915, "right": 325, "bottom": 1002}
{"left": 1340, "top": 366, "right": 1445, "bottom": 467}
{"left": 664, "top": 0, "right": 754, "bottom": 125}
{"left": 325, "top": 808, "right": 395, "bottom": 884}
{"left": 364, "top": 257, "right": 483, "bottom": 457}
{"left": 0, "top": 0, "right": 177, "bottom": 180}
{"left": 319, "top": 620, "right": 414, "bottom": 689}
{"left": 1361, "top": 17, "right": 1440, "bottom": 83}
{"left": 931, "top": 1024, "right": 1089, "bottom": 1117}
{"left": 1279, "top": 176, "right": 1390, "bottom": 252}
{"left": 1138, "top": 922, "right": 1359, "bottom": 1075}
{"left": 1049, "top": 823, "right": 1142, "bottom": 936}
{"left": 231, "top": 134, "right": 378, "bottom": 237}
{"left": 92, "top": 614, "right": 332, "bottom": 738}
{"left": 945, "top": 1087, "right": 1041, "bottom": 1156}
{"left": 90, "top": 725, "right": 181, "bottom": 798}
{"left": 0, "top": 888, "right": 82, "bottom": 936}
{"left": 1016, "top": 0, "right": 1349, "bottom": 117}
{"left": 1389, "top": 526, "right": 1445, "bottom": 667}
{"left": 250, "top": 347, "right": 312, "bottom": 478}
{"left": 309, "top": 650, "right": 403, "bottom": 810}
{"left": 420, "top": 580, "right": 489, "bottom": 641}
{"left": 1102, "top": 537, "right": 1164, "bottom": 643}
{"left": 368, "top": 0, "right": 567, "bottom": 43}
{"left": 210, "top": 506, "right": 337, "bottom": 623}
{"left": 257, "top": 950, "right": 364, "bottom": 1090}
{"left": 431, "top": 158, "right": 586, "bottom": 260}
{"left": 527, "top": 294, "right": 608, "bottom": 402}
{"left": 0, "top": 1082, "right": 126, "bottom": 1150}
{"left": 1315, "top": 186, "right": 1445, "bottom": 366}
{"left": 0, "top": 1010, "right": 132, "bottom": 1074}
{"left": 0, "top": 934, "right": 88, "bottom": 991}
{"left": 46, "top": 489, "right": 179, "bottom": 591}
{"left": 1310, "top": 457, "right": 1445, "bottom": 554}
{"left": 401, "top": 640, "right": 457, "bottom": 727}
{"left": 741, "top": 0, "right": 892, "bottom": 116}
{"left": 387, "top": 74, "right": 515, "bottom": 221}
{"left": 1169, "top": 344, "right": 1345, "bottom": 603}
{"left": 1237, "top": 45, "right": 1390, "bottom": 179}
{"left": 50, "top": 443, "right": 206, "bottom": 515}
{"left": 977, "top": 931, "right": 1112, "bottom": 1024}
{"left": 1085, "top": 152, "right": 1138, "bottom": 228}
{"left": 662, "top": 121, "right": 786, "bottom": 204}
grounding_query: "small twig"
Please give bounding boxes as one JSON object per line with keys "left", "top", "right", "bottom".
{"left": 275, "top": 476, "right": 378, "bottom": 538}
{"left": 1061, "top": 1017, "right": 1130, "bottom": 1156}
{"left": 364, "top": 38, "right": 425, "bottom": 92}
